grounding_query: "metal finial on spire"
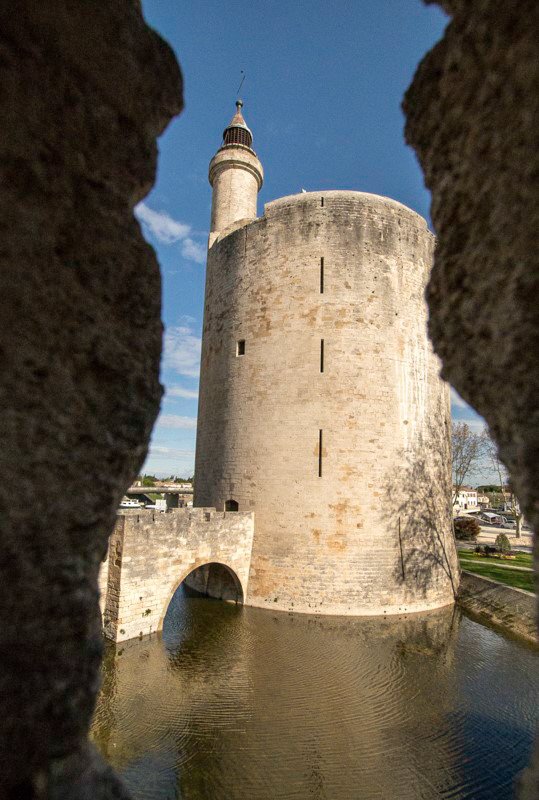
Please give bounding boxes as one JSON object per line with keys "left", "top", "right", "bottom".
{"left": 236, "top": 70, "right": 246, "bottom": 97}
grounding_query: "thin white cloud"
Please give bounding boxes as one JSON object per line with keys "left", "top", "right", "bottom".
{"left": 163, "top": 323, "right": 202, "bottom": 378}
{"left": 181, "top": 237, "right": 206, "bottom": 265}
{"left": 450, "top": 387, "right": 469, "bottom": 409}
{"left": 143, "top": 444, "right": 195, "bottom": 473}
{"left": 135, "top": 202, "right": 190, "bottom": 244}
{"left": 157, "top": 414, "right": 197, "bottom": 430}
{"left": 135, "top": 202, "right": 206, "bottom": 266}
{"left": 453, "top": 416, "right": 487, "bottom": 434}
{"left": 149, "top": 445, "right": 195, "bottom": 457}
{"left": 167, "top": 386, "right": 199, "bottom": 400}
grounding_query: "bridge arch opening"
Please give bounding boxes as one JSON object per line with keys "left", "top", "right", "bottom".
{"left": 162, "top": 562, "right": 244, "bottom": 642}
{"left": 182, "top": 562, "right": 243, "bottom": 603}
{"left": 162, "top": 562, "right": 245, "bottom": 650}
{"left": 162, "top": 561, "right": 244, "bottom": 630}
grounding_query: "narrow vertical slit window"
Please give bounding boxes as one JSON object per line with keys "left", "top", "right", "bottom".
{"left": 320, "top": 339, "right": 324, "bottom": 373}
{"left": 321, "top": 197, "right": 324, "bottom": 207}
{"left": 318, "top": 429, "right": 323, "bottom": 477}
{"left": 236, "top": 339, "right": 245, "bottom": 356}
{"left": 320, "top": 257, "right": 324, "bottom": 294}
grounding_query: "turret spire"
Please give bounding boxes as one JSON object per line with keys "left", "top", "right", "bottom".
{"left": 222, "top": 99, "right": 253, "bottom": 149}
{"left": 208, "top": 99, "right": 264, "bottom": 246}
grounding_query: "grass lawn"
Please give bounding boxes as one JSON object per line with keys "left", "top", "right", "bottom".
{"left": 458, "top": 552, "right": 536, "bottom": 593}
{"left": 458, "top": 549, "right": 533, "bottom": 567}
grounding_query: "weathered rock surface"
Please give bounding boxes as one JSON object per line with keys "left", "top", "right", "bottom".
{"left": 403, "top": 2, "right": 538, "bottom": 797}
{"left": 0, "top": 2, "right": 182, "bottom": 796}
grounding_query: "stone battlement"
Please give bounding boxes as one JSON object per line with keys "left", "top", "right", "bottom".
{"left": 263, "top": 189, "right": 429, "bottom": 226}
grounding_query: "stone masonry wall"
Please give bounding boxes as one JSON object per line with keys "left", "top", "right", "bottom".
{"left": 195, "top": 191, "right": 459, "bottom": 616}
{"left": 0, "top": 3, "right": 182, "bottom": 797}
{"left": 101, "top": 508, "right": 254, "bottom": 642}
{"left": 458, "top": 571, "right": 536, "bottom": 645}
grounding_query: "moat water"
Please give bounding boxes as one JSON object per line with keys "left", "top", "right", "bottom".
{"left": 92, "top": 588, "right": 538, "bottom": 799}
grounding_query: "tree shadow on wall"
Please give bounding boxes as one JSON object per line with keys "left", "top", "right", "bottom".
{"left": 380, "top": 418, "right": 459, "bottom": 601}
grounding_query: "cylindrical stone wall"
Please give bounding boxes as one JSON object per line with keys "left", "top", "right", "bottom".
{"left": 209, "top": 145, "right": 263, "bottom": 243}
{"left": 195, "top": 191, "right": 459, "bottom": 616}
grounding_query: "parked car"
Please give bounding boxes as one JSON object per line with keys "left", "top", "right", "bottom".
{"left": 501, "top": 520, "right": 517, "bottom": 529}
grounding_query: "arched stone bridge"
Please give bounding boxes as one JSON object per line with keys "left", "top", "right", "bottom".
{"left": 99, "top": 507, "right": 254, "bottom": 642}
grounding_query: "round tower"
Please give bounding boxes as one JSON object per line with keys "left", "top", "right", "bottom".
{"left": 195, "top": 111, "right": 459, "bottom": 617}
{"left": 208, "top": 100, "right": 263, "bottom": 247}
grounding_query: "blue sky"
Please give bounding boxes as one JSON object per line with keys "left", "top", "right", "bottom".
{"left": 137, "top": 0, "right": 485, "bottom": 480}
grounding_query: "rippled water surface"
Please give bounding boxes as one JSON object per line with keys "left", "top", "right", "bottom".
{"left": 92, "top": 590, "right": 538, "bottom": 799}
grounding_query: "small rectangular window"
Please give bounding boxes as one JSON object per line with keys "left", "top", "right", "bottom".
{"left": 320, "top": 339, "right": 324, "bottom": 373}
{"left": 236, "top": 340, "right": 245, "bottom": 356}
{"left": 320, "top": 257, "right": 324, "bottom": 294}
{"left": 318, "top": 429, "right": 323, "bottom": 477}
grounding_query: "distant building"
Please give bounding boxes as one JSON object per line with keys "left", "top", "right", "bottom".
{"left": 453, "top": 487, "right": 479, "bottom": 512}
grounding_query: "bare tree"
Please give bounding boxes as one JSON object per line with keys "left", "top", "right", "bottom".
{"left": 483, "top": 431, "right": 523, "bottom": 538}
{"left": 451, "top": 421, "right": 485, "bottom": 507}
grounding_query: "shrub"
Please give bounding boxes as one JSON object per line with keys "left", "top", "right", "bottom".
{"left": 495, "top": 533, "right": 511, "bottom": 554}
{"left": 454, "top": 516, "right": 481, "bottom": 540}
{"left": 484, "top": 545, "right": 497, "bottom": 555}
{"left": 474, "top": 545, "right": 484, "bottom": 554}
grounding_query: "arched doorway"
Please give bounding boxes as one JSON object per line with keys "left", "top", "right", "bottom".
{"left": 225, "top": 499, "right": 239, "bottom": 511}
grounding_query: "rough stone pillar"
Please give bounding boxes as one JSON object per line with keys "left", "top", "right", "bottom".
{"left": 0, "top": 3, "right": 182, "bottom": 797}
{"left": 403, "top": 2, "right": 538, "bottom": 797}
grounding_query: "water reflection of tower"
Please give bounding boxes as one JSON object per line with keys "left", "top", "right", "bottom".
{"left": 226, "top": 606, "right": 463, "bottom": 800}
{"left": 92, "top": 603, "right": 463, "bottom": 799}
{"left": 194, "top": 101, "right": 459, "bottom": 617}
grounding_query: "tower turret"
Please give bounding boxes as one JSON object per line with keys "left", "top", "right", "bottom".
{"left": 208, "top": 100, "right": 263, "bottom": 247}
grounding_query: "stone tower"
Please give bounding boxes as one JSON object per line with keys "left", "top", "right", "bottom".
{"left": 195, "top": 102, "right": 459, "bottom": 616}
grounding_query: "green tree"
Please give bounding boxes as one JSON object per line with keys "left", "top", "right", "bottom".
{"left": 484, "top": 432, "right": 522, "bottom": 538}
{"left": 495, "top": 533, "right": 511, "bottom": 554}
{"left": 454, "top": 516, "right": 480, "bottom": 541}
{"left": 451, "top": 421, "right": 486, "bottom": 505}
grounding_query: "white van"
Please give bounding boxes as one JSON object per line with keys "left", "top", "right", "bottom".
{"left": 480, "top": 511, "right": 503, "bottom": 525}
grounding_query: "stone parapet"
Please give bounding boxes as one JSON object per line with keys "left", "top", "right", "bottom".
{"left": 100, "top": 508, "right": 254, "bottom": 642}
